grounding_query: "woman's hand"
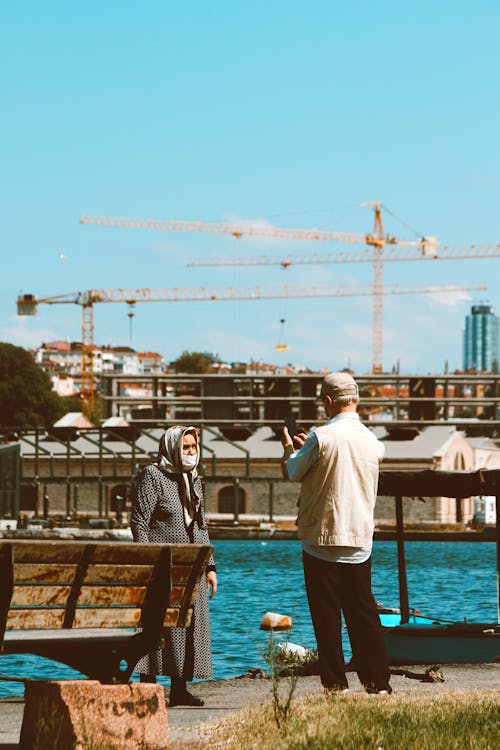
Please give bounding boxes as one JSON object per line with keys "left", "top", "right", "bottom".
{"left": 206, "top": 571, "right": 217, "bottom": 599}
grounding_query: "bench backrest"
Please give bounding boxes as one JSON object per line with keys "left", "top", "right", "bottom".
{"left": 0, "top": 540, "right": 212, "bottom": 641}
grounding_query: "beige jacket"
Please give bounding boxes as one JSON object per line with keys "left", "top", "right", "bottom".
{"left": 296, "top": 417, "right": 384, "bottom": 547}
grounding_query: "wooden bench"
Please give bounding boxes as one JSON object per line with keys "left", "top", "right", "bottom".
{"left": 0, "top": 539, "right": 213, "bottom": 684}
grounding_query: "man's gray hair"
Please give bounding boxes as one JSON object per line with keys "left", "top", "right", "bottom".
{"left": 333, "top": 393, "right": 359, "bottom": 406}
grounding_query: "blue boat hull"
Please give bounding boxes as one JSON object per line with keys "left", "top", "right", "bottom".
{"left": 382, "top": 622, "right": 500, "bottom": 665}
{"left": 378, "top": 611, "right": 436, "bottom": 627}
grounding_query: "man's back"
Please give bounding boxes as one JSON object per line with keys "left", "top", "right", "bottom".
{"left": 297, "top": 417, "right": 384, "bottom": 547}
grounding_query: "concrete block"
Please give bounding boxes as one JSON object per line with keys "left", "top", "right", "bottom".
{"left": 20, "top": 680, "right": 169, "bottom": 749}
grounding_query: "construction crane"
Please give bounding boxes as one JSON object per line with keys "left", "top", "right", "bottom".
{"left": 186, "top": 243, "right": 500, "bottom": 268}
{"left": 187, "top": 240, "right": 500, "bottom": 372}
{"left": 80, "top": 205, "right": 434, "bottom": 246}
{"left": 17, "top": 282, "right": 484, "bottom": 412}
{"left": 80, "top": 203, "right": 438, "bottom": 373}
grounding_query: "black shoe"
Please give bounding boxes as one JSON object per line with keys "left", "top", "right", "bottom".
{"left": 364, "top": 682, "right": 393, "bottom": 695}
{"left": 169, "top": 690, "right": 205, "bottom": 707}
{"left": 324, "top": 684, "right": 349, "bottom": 694}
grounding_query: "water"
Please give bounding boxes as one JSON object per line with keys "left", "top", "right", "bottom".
{"left": 0, "top": 540, "right": 497, "bottom": 697}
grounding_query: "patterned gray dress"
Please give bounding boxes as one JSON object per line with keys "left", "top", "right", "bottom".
{"left": 130, "top": 464, "right": 216, "bottom": 680}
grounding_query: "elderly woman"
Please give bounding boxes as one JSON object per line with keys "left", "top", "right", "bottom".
{"left": 131, "top": 425, "right": 217, "bottom": 707}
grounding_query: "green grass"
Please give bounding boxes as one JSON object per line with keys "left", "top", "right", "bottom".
{"left": 192, "top": 691, "right": 500, "bottom": 750}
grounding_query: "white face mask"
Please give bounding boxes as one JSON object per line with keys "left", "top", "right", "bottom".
{"left": 181, "top": 454, "right": 197, "bottom": 471}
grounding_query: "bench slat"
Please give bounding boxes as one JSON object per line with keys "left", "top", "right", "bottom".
{"left": 5, "top": 605, "right": 194, "bottom": 631}
{"left": 84, "top": 564, "right": 194, "bottom": 586}
{"left": 75, "top": 585, "right": 187, "bottom": 608}
{"left": 14, "top": 564, "right": 78, "bottom": 584}
{"left": 73, "top": 609, "right": 142, "bottom": 628}
{"left": 77, "top": 585, "right": 146, "bottom": 607}
{"left": 7, "top": 609, "right": 66, "bottom": 629}
{"left": 12, "top": 584, "right": 187, "bottom": 609}
{"left": 14, "top": 563, "right": 155, "bottom": 586}
{"left": 8, "top": 541, "right": 207, "bottom": 566}
{"left": 11, "top": 586, "right": 71, "bottom": 607}
{"left": 164, "top": 607, "right": 192, "bottom": 628}
{"left": 170, "top": 565, "right": 199, "bottom": 584}
{"left": 7, "top": 608, "right": 142, "bottom": 629}
{"left": 84, "top": 564, "right": 154, "bottom": 585}
{"left": 4, "top": 628, "right": 134, "bottom": 644}
{"left": 12, "top": 585, "right": 145, "bottom": 608}
{"left": 14, "top": 563, "right": 196, "bottom": 586}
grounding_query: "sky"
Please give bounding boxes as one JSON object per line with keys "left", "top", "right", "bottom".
{"left": 1, "top": 0, "right": 500, "bottom": 375}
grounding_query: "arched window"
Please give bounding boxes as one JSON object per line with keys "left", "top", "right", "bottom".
{"left": 218, "top": 485, "right": 246, "bottom": 514}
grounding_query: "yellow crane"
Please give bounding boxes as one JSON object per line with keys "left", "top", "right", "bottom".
{"left": 187, "top": 241, "right": 500, "bottom": 372}
{"left": 80, "top": 205, "right": 497, "bottom": 373}
{"left": 80, "top": 203, "right": 438, "bottom": 373}
{"left": 17, "top": 282, "right": 484, "bottom": 412}
{"left": 80, "top": 203, "right": 433, "bottom": 246}
{"left": 186, "top": 243, "right": 500, "bottom": 267}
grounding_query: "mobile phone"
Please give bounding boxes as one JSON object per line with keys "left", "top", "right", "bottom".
{"left": 285, "top": 416, "right": 298, "bottom": 436}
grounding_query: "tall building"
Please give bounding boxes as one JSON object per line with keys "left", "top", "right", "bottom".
{"left": 463, "top": 304, "right": 499, "bottom": 371}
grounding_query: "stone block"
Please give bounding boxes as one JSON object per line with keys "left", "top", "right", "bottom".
{"left": 20, "top": 680, "right": 169, "bottom": 749}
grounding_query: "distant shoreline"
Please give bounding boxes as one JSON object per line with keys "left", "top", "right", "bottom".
{"left": 0, "top": 526, "right": 496, "bottom": 542}
{"left": 208, "top": 526, "right": 497, "bottom": 542}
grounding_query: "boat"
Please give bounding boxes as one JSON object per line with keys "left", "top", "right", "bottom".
{"left": 377, "top": 468, "right": 500, "bottom": 665}
{"left": 374, "top": 604, "right": 499, "bottom": 664}
{"left": 381, "top": 620, "right": 500, "bottom": 665}
{"left": 377, "top": 603, "right": 438, "bottom": 627}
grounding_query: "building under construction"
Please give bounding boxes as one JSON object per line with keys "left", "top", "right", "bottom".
{"left": 2, "top": 369, "right": 500, "bottom": 530}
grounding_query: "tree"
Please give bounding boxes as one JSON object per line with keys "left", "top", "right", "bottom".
{"left": 0, "top": 342, "right": 67, "bottom": 429}
{"left": 169, "top": 351, "right": 213, "bottom": 373}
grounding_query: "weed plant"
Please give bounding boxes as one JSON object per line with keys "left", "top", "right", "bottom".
{"left": 262, "top": 632, "right": 300, "bottom": 728}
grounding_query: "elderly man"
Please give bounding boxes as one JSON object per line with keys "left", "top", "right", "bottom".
{"left": 281, "top": 371, "right": 391, "bottom": 695}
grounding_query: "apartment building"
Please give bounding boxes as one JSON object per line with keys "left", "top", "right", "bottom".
{"left": 35, "top": 341, "right": 165, "bottom": 395}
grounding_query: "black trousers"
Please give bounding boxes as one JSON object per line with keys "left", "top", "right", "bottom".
{"left": 303, "top": 551, "right": 390, "bottom": 690}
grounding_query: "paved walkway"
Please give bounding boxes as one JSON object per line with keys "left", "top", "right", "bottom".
{"left": 1, "top": 665, "right": 499, "bottom": 748}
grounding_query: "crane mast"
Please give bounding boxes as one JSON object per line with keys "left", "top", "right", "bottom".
{"left": 81, "top": 303, "right": 94, "bottom": 413}
{"left": 367, "top": 202, "right": 386, "bottom": 374}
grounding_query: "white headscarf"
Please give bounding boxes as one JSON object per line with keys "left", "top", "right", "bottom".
{"left": 157, "top": 425, "right": 199, "bottom": 477}
{"left": 156, "top": 425, "right": 201, "bottom": 527}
